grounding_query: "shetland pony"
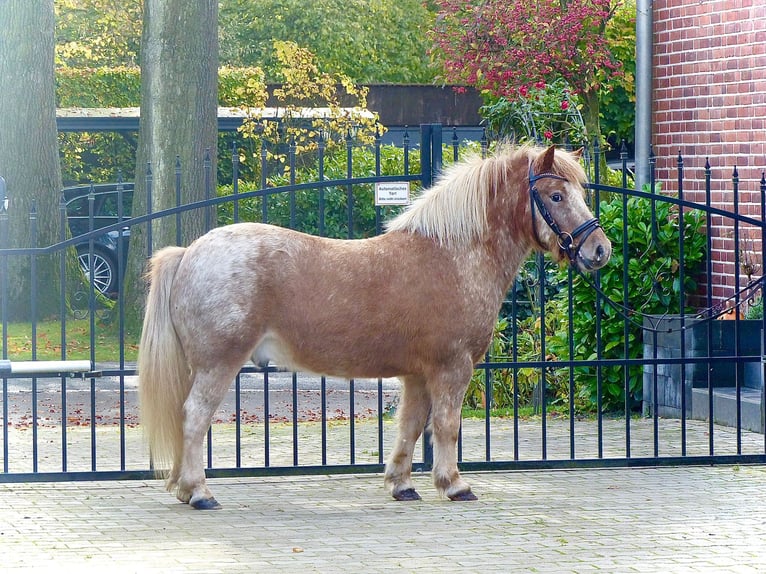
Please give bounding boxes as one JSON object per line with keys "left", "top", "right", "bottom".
{"left": 139, "top": 145, "right": 611, "bottom": 509}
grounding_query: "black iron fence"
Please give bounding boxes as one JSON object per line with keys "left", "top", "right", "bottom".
{"left": 1, "top": 124, "right": 765, "bottom": 483}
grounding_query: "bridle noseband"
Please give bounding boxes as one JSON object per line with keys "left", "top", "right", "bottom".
{"left": 528, "top": 164, "right": 601, "bottom": 265}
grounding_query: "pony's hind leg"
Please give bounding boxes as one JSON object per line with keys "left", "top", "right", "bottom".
{"left": 429, "top": 365, "right": 477, "bottom": 501}
{"left": 384, "top": 375, "right": 430, "bottom": 501}
{"left": 176, "top": 366, "right": 239, "bottom": 510}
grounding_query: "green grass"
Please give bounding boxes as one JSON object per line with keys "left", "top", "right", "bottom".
{"left": 461, "top": 405, "right": 564, "bottom": 419}
{"left": 3, "top": 319, "right": 138, "bottom": 362}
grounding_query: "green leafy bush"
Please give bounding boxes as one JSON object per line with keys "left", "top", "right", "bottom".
{"left": 547, "top": 186, "right": 707, "bottom": 412}
{"left": 216, "top": 145, "right": 422, "bottom": 238}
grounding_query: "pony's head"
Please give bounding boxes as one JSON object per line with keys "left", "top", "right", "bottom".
{"left": 527, "top": 146, "right": 611, "bottom": 272}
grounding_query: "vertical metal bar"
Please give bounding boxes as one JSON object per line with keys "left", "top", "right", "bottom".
{"left": 484, "top": 352, "right": 491, "bottom": 461}
{"left": 29, "top": 202, "right": 38, "bottom": 472}
{"left": 346, "top": 130, "right": 354, "bottom": 239}
{"left": 232, "top": 142, "right": 240, "bottom": 224}
{"left": 621, "top": 141, "right": 631, "bottom": 458}
{"left": 430, "top": 123, "right": 443, "bottom": 178}
{"left": 88, "top": 184, "right": 97, "bottom": 471}
{"left": 321, "top": 376, "right": 327, "bottom": 465}
{"left": 204, "top": 148, "right": 212, "bottom": 233}
{"left": 420, "top": 124, "right": 432, "bottom": 189}
{"left": 538, "top": 253, "right": 547, "bottom": 460}
{"left": 452, "top": 127, "right": 459, "bottom": 163}
{"left": 260, "top": 139, "right": 268, "bottom": 223}
{"left": 349, "top": 379, "right": 355, "bottom": 465}
{"left": 677, "top": 152, "right": 687, "bottom": 456}
{"left": 732, "top": 165, "right": 742, "bottom": 453}
{"left": 374, "top": 128, "right": 382, "bottom": 236}
{"left": 593, "top": 141, "right": 603, "bottom": 459}
{"left": 568, "top": 264, "right": 575, "bottom": 459}
{"left": 87, "top": 186, "right": 97, "bottom": 471}
{"left": 292, "top": 372, "right": 299, "bottom": 466}
{"left": 58, "top": 192, "right": 68, "bottom": 471}
{"left": 207, "top": 427, "right": 213, "bottom": 469}
{"left": 649, "top": 149, "right": 659, "bottom": 457}
{"left": 116, "top": 176, "right": 126, "bottom": 470}
{"left": 289, "top": 138, "right": 296, "bottom": 230}
{"left": 649, "top": 147, "right": 658, "bottom": 246}
{"left": 264, "top": 370, "right": 270, "bottom": 467}
{"left": 403, "top": 127, "right": 410, "bottom": 177}
{"left": 145, "top": 163, "right": 153, "bottom": 256}
{"left": 235, "top": 374, "right": 241, "bottom": 468}
{"left": 705, "top": 158, "right": 715, "bottom": 455}
{"left": 175, "top": 156, "right": 182, "bottom": 245}
{"left": 512, "top": 273, "right": 520, "bottom": 460}
{"left": 377, "top": 378, "right": 384, "bottom": 464}
{"left": 593, "top": 138, "right": 601, "bottom": 185}
{"left": 318, "top": 131, "right": 326, "bottom": 237}
{"left": 759, "top": 171, "right": 766, "bottom": 450}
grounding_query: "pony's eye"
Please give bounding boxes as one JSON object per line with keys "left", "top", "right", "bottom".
{"left": 551, "top": 192, "right": 563, "bottom": 203}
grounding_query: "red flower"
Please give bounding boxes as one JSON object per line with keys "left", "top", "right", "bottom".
{"left": 544, "top": 130, "right": 554, "bottom": 140}
{"left": 560, "top": 100, "right": 569, "bottom": 110}
{"left": 535, "top": 81, "right": 546, "bottom": 90}
{"left": 519, "top": 85, "right": 528, "bottom": 97}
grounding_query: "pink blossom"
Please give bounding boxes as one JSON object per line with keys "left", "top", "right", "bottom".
{"left": 544, "top": 130, "right": 554, "bottom": 140}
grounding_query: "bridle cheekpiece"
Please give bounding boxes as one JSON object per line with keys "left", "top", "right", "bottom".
{"left": 528, "top": 163, "right": 601, "bottom": 265}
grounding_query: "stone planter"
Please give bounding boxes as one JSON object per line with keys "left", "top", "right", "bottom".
{"left": 643, "top": 316, "right": 764, "bottom": 432}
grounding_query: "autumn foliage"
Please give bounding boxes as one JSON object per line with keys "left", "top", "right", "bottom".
{"left": 431, "top": 0, "right": 623, "bottom": 101}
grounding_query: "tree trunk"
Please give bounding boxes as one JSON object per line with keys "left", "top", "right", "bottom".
{"left": 0, "top": 1, "right": 65, "bottom": 321}
{"left": 580, "top": 87, "right": 608, "bottom": 178}
{"left": 123, "top": 0, "right": 219, "bottom": 334}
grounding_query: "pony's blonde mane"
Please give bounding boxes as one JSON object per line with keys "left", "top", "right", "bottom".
{"left": 386, "top": 145, "right": 585, "bottom": 246}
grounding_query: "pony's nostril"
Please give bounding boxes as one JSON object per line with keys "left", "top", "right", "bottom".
{"left": 596, "top": 244, "right": 605, "bottom": 261}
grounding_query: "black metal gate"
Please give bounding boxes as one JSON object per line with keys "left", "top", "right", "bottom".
{"left": 1, "top": 124, "right": 765, "bottom": 483}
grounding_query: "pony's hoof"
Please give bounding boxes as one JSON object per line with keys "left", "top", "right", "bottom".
{"left": 449, "top": 490, "right": 478, "bottom": 502}
{"left": 392, "top": 488, "right": 421, "bottom": 501}
{"left": 191, "top": 496, "right": 222, "bottom": 510}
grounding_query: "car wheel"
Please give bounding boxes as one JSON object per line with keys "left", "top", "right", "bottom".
{"left": 77, "top": 247, "right": 117, "bottom": 296}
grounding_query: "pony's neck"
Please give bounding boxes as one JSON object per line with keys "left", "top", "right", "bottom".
{"left": 480, "top": 153, "right": 537, "bottom": 289}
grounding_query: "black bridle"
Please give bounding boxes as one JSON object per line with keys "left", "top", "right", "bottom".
{"left": 528, "top": 165, "right": 766, "bottom": 334}
{"left": 528, "top": 164, "right": 602, "bottom": 266}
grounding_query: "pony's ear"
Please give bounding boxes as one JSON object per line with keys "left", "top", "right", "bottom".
{"left": 536, "top": 145, "right": 556, "bottom": 173}
{"left": 571, "top": 147, "right": 584, "bottom": 160}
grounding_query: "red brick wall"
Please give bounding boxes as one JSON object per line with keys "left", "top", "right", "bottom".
{"left": 653, "top": 0, "right": 765, "bottom": 304}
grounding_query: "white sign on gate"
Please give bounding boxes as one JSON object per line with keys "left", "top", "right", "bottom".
{"left": 375, "top": 182, "right": 410, "bottom": 206}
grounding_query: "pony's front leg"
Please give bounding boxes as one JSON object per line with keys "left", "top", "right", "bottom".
{"left": 384, "top": 375, "right": 430, "bottom": 501}
{"left": 176, "top": 369, "right": 235, "bottom": 510}
{"left": 429, "top": 367, "right": 477, "bottom": 501}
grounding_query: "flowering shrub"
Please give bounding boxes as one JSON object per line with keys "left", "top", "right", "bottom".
{"left": 431, "top": 0, "right": 624, "bottom": 148}
{"left": 481, "top": 79, "right": 587, "bottom": 147}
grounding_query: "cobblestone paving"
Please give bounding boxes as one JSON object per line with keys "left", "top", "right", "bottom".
{"left": 2, "top": 466, "right": 766, "bottom": 573}
{"left": 2, "top": 416, "right": 766, "bottom": 573}
{"left": 2, "top": 416, "right": 765, "bottom": 474}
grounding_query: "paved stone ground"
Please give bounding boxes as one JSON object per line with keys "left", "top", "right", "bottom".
{"left": 2, "top": 465, "right": 766, "bottom": 573}
{"left": 3, "top": 415, "right": 766, "bottom": 474}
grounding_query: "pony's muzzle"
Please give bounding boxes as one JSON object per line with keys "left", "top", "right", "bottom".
{"left": 577, "top": 233, "right": 611, "bottom": 271}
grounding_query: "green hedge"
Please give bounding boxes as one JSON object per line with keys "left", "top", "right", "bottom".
{"left": 56, "top": 66, "right": 266, "bottom": 108}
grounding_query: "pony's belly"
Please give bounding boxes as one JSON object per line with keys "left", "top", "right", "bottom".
{"left": 250, "top": 330, "right": 408, "bottom": 379}
{"left": 251, "top": 332, "right": 299, "bottom": 371}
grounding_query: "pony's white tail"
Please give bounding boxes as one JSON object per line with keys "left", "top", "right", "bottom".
{"left": 138, "top": 246, "right": 190, "bottom": 478}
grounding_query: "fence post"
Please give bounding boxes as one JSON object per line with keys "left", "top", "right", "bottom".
{"left": 420, "top": 124, "right": 433, "bottom": 189}
{"left": 430, "top": 123, "right": 443, "bottom": 180}
{"left": 417, "top": 125, "right": 437, "bottom": 470}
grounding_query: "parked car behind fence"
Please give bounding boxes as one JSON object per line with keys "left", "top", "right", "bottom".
{"left": 63, "top": 183, "right": 133, "bottom": 296}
